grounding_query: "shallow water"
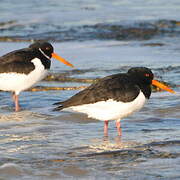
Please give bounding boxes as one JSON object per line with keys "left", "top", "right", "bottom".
{"left": 0, "top": 40, "right": 179, "bottom": 179}
{"left": 0, "top": 0, "right": 180, "bottom": 179}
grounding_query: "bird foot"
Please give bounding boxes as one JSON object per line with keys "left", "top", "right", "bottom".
{"left": 15, "top": 105, "right": 21, "bottom": 112}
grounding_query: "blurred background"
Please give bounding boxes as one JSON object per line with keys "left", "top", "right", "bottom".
{"left": 0, "top": 0, "right": 179, "bottom": 179}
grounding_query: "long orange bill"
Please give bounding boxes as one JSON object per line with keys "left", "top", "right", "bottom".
{"left": 52, "top": 52, "right": 74, "bottom": 68}
{"left": 152, "top": 79, "right": 175, "bottom": 94}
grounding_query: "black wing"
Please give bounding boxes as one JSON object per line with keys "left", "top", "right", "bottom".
{"left": 54, "top": 73, "right": 140, "bottom": 110}
{"left": 0, "top": 48, "right": 36, "bottom": 74}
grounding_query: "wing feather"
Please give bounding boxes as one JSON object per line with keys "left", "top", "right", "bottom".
{"left": 0, "top": 48, "right": 36, "bottom": 74}
{"left": 55, "top": 73, "right": 140, "bottom": 110}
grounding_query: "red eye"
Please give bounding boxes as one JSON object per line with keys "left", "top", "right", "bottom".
{"left": 145, "top": 73, "right": 150, "bottom": 77}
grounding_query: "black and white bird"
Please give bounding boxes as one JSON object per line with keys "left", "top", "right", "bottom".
{"left": 54, "top": 67, "right": 175, "bottom": 136}
{"left": 0, "top": 41, "right": 74, "bottom": 111}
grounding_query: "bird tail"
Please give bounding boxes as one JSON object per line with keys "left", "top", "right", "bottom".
{"left": 53, "top": 105, "right": 64, "bottom": 111}
{"left": 53, "top": 101, "right": 65, "bottom": 111}
{"left": 53, "top": 101, "right": 62, "bottom": 105}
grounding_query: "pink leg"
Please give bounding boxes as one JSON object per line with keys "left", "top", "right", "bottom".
{"left": 104, "top": 120, "right": 109, "bottom": 136}
{"left": 12, "top": 92, "right": 16, "bottom": 102}
{"left": 116, "top": 121, "right": 122, "bottom": 136}
{"left": 12, "top": 93, "right": 20, "bottom": 112}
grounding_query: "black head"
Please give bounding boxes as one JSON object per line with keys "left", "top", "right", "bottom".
{"left": 127, "top": 67, "right": 154, "bottom": 98}
{"left": 127, "top": 67, "right": 175, "bottom": 98}
{"left": 29, "top": 41, "right": 54, "bottom": 59}
{"left": 128, "top": 67, "right": 154, "bottom": 85}
{"left": 28, "top": 41, "right": 74, "bottom": 68}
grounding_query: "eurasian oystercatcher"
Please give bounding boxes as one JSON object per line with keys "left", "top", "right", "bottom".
{"left": 0, "top": 41, "right": 74, "bottom": 111}
{"left": 53, "top": 67, "right": 175, "bottom": 136}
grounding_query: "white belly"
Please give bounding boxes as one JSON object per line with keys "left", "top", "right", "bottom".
{"left": 0, "top": 58, "right": 48, "bottom": 95}
{"left": 67, "top": 91, "right": 146, "bottom": 121}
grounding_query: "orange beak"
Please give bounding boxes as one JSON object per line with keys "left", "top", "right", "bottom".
{"left": 152, "top": 79, "right": 175, "bottom": 94}
{"left": 51, "top": 52, "right": 74, "bottom": 68}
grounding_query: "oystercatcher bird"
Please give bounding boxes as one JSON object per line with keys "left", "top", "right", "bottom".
{"left": 0, "top": 41, "right": 74, "bottom": 111}
{"left": 53, "top": 67, "right": 175, "bottom": 136}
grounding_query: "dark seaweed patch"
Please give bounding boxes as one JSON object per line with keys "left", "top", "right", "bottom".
{"left": 1, "top": 20, "right": 180, "bottom": 42}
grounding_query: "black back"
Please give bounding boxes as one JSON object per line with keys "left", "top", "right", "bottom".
{"left": 0, "top": 41, "right": 52, "bottom": 74}
{"left": 54, "top": 67, "right": 154, "bottom": 110}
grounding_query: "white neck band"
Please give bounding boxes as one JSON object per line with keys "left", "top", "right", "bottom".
{"left": 39, "top": 48, "right": 51, "bottom": 60}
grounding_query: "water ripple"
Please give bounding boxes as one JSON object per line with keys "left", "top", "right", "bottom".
{"left": 1, "top": 20, "right": 180, "bottom": 42}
